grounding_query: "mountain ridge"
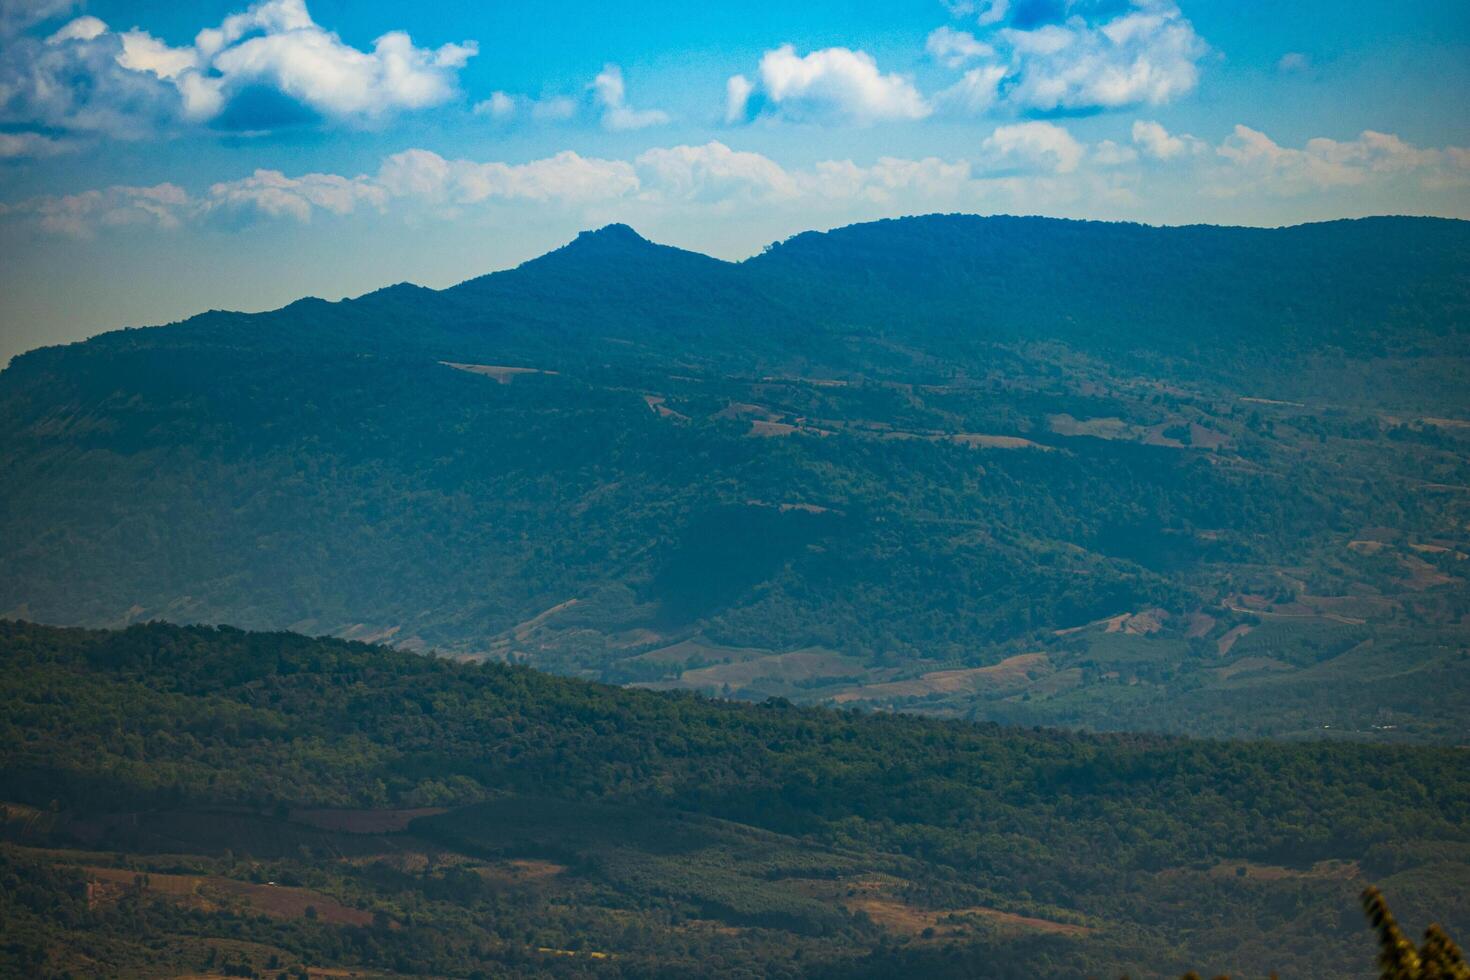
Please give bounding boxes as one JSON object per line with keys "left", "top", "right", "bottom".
{"left": 9, "top": 212, "right": 1468, "bottom": 367}
{"left": 0, "top": 211, "right": 1465, "bottom": 742}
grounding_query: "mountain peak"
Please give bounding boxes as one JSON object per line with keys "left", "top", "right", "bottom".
{"left": 577, "top": 223, "right": 648, "bottom": 245}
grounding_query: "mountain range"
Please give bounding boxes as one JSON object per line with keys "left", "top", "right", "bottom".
{"left": 1, "top": 213, "right": 1467, "bottom": 740}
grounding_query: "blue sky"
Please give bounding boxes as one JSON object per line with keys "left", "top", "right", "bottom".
{"left": 1, "top": 0, "right": 1467, "bottom": 361}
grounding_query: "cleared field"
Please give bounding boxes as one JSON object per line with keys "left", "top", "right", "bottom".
{"left": 440, "top": 362, "right": 555, "bottom": 383}
{"left": 630, "top": 638, "right": 773, "bottom": 667}
{"left": 671, "top": 647, "right": 866, "bottom": 689}
{"left": 78, "top": 865, "right": 375, "bottom": 926}
{"left": 1217, "top": 624, "right": 1253, "bottom": 656}
{"left": 829, "top": 653, "right": 1050, "bottom": 704}
{"left": 796, "top": 876, "right": 1090, "bottom": 940}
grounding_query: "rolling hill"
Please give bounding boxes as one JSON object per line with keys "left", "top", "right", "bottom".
{"left": 1, "top": 214, "right": 1467, "bottom": 739}
{"left": 1, "top": 620, "right": 1467, "bottom": 978}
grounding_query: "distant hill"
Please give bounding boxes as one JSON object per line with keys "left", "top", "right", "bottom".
{"left": 1, "top": 214, "right": 1467, "bottom": 739}
{"left": 2, "top": 619, "right": 1467, "bottom": 977}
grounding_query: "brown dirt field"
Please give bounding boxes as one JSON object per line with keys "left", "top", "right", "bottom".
{"left": 677, "top": 648, "right": 863, "bottom": 688}
{"left": 1185, "top": 612, "right": 1217, "bottom": 638}
{"left": 642, "top": 395, "right": 690, "bottom": 421}
{"left": 78, "top": 865, "right": 375, "bottom": 926}
{"left": 289, "top": 807, "right": 448, "bottom": 834}
{"left": 1216, "top": 624, "right": 1253, "bottom": 656}
{"left": 475, "top": 859, "right": 569, "bottom": 884}
{"left": 1048, "top": 414, "right": 1131, "bottom": 440}
{"left": 440, "top": 362, "right": 554, "bottom": 383}
{"left": 749, "top": 419, "right": 798, "bottom": 437}
{"left": 949, "top": 433, "right": 1052, "bottom": 451}
{"left": 1348, "top": 539, "right": 1388, "bottom": 555}
{"left": 1105, "top": 610, "right": 1165, "bottom": 635}
{"left": 830, "top": 653, "right": 1048, "bottom": 704}
{"left": 1398, "top": 555, "right": 1457, "bottom": 590}
{"left": 497, "top": 598, "right": 580, "bottom": 643}
{"left": 800, "top": 876, "right": 1089, "bottom": 940}
{"left": 1409, "top": 542, "right": 1467, "bottom": 558}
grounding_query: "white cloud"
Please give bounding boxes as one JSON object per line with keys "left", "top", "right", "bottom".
{"left": 636, "top": 141, "right": 798, "bottom": 203}
{"left": 809, "top": 156, "right": 975, "bottom": 204}
{"left": 926, "top": 27, "right": 994, "bottom": 68}
{"left": 6, "top": 125, "right": 1465, "bottom": 237}
{"left": 726, "top": 45, "right": 931, "bottom": 125}
{"left": 0, "top": 0, "right": 75, "bottom": 37}
{"left": 590, "top": 64, "right": 669, "bottom": 131}
{"left": 46, "top": 15, "right": 105, "bottom": 42}
{"left": 1091, "top": 139, "right": 1138, "bottom": 166}
{"left": 377, "top": 148, "right": 640, "bottom": 207}
{"left": 724, "top": 75, "right": 755, "bottom": 124}
{"left": 0, "top": 131, "right": 73, "bottom": 158}
{"left": 208, "top": 168, "right": 388, "bottom": 222}
{"left": 998, "top": 5, "right": 1206, "bottom": 111}
{"left": 472, "top": 66, "right": 664, "bottom": 130}
{"left": 472, "top": 91, "right": 516, "bottom": 120}
{"left": 0, "top": 0, "right": 477, "bottom": 141}
{"left": 1131, "top": 119, "right": 1203, "bottom": 160}
{"left": 983, "top": 121, "right": 1085, "bottom": 174}
{"left": 930, "top": 0, "right": 1207, "bottom": 117}
{"left": 936, "top": 64, "right": 1008, "bottom": 114}
{"left": 945, "top": 0, "right": 1010, "bottom": 27}
{"left": 1212, "top": 125, "right": 1470, "bottom": 196}
{"left": 206, "top": 9, "right": 477, "bottom": 121}
{"left": 117, "top": 30, "right": 201, "bottom": 80}
{"left": 1, "top": 182, "right": 188, "bottom": 237}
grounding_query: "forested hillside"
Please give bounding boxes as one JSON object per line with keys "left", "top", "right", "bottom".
{"left": 1, "top": 215, "right": 1467, "bottom": 739}
{"left": 2, "top": 621, "right": 1467, "bottom": 978}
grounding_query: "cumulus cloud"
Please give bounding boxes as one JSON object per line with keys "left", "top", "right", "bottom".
{"left": 473, "top": 91, "right": 516, "bottom": 120}
{"left": 375, "top": 148, "right": 640, "bottom": 207}
{"left": 208, "top": 168, "right": 389, "bottom": 222}
{"left": 1131, "top": 119, "right": 1204, "bottom": 160}
{"left": 725, "top": 45, "right": 931, "bottom": 125}
{"left": 929, "top": 0, "right": 1208, "bottom": 116}
{"left": 1211, "top": 125, "right": 1468, "bottom": 196}
{"left": 983, "top": 120, "right": 1085, "bottom": 173}
{"left": 0, "top": 0, "right": 477, "bottom": 145}
{"left": 0, "top": 182, "right": 188, "bottom": 237}
{"left": 635, "top": 141, "right": 797, "bottom": 203}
